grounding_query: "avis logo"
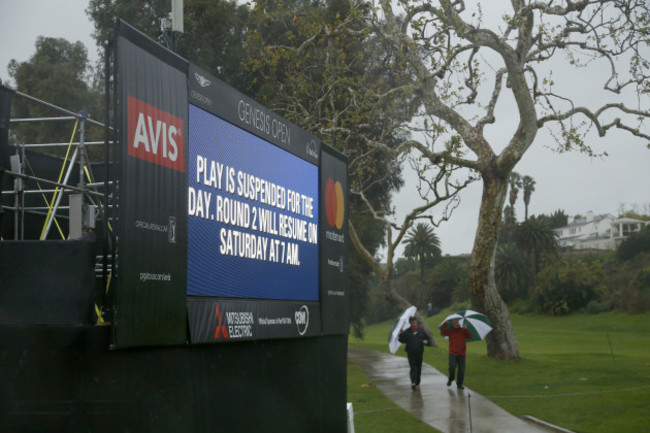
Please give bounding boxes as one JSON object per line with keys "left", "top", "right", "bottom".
{"left": 295, "top": 305, "right": 310, "bottom": 336}
{"left": 325, "top": 177, "right": 345, "bottom": 230}
{"left": 128, "top": 95, "right": 185, "bottom": 172}
{"left": 214, "top": 304, "right": 229, "bottom": 340}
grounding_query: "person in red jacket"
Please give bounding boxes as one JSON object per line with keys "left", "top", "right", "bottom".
{"left": 440, "top": 319, "right": 472, "bottom": 390}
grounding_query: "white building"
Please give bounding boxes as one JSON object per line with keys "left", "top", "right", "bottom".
{"left": 554, "top": 211, "right": 649, "bottom": 250}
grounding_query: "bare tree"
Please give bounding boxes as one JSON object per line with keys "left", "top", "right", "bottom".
{"left": 245, "top": 0, "right": 649, "bottom": 358}
{"left": 370, "top": 0, "right": 650, "bottom": 359}
{"left": 349, "top": 158, "right": 474, "bottom": 345}
{"left": 244, "top": 0, "right": 476, "bottom": 342}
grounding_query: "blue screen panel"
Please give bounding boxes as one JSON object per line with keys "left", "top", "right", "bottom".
{"left": 187, "top": 104, "right": 319, "bottom": 301}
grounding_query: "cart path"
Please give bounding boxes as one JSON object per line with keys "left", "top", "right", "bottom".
{"left": 348, "top": 346, "right": 571, "bottom": 433}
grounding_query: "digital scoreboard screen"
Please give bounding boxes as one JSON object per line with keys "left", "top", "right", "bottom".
{"left": 115, "top": 22, "right": 347, "bottom": 347}
{"left": 187, "top": 104, "right": 319, "bottom": 301}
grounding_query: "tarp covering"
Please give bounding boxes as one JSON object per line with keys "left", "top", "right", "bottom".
{"left": 0, "top": 85, "right": 13, "bottom": 171}
{"left": 0, "top": 234, "right": 96, "bottom": 325}
{"left": 0, "top": 326, "right": 348, "bottom": 432}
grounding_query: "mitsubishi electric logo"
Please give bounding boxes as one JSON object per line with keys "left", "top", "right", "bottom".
{"left": 195, "top": 73, "right": 211, "bottom": 88}
{"left": 214, "top": 304, "right": 229, "bottom": 340}
{"left": 295, "top": 305, "right": 310, "bottom": 336}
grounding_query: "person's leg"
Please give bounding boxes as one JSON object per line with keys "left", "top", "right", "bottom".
{"left": 447, "top": 354, "right": 458, "bottom": 385}
{"left": 407, "top": 353, "right": 418, "bottom": 386}
{"left": 456, "top": 355, "right": 467, "bottom": 387}
{"left": 414, "top": 351, "right": 423, "bottom": 385}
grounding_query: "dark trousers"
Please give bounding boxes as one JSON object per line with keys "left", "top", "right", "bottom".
{"left": 407, "top": 351, "right": 423, "bottom": 385}
{"left": 448, "top": 354, "right": 466, "bottom": 386}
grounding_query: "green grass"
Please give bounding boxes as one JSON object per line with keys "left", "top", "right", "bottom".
{"left": 349, "top": 311, "right": 650, "bottom": 433}
{"left": 347, "top": 363, "right": 441, "bottom": 433}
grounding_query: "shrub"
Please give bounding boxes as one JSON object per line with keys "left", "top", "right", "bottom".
{"left": 428, "top": 259, "right": 466, "bottom": 309}
{"left": 584, "top": 300, "right": 613, "bottom": 314}
{"left": 532, "top": 257, "right": 603, "bottom": 315}
{"left": 601, "top": 252, "right": 650, "bottom": 313}
{"left": 449, "top": 300, "right": 471, "bottom": 312}
{"left": 617, "top": 226, "right": 650, "bottom": 261}
{"left": 365, "top": 286, "right": 401, "bottom": 325}
{"left": 509, "top": 298, "right": 534, "bottom": 314}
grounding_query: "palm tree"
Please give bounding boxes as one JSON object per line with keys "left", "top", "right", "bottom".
{"left": 429, "top": 258, "right": 468, "bottom": 309}
{"left": 514, "top": 216, "right": 559, "bottom": 273}
{"left": 495, "top": 243, "right": 535, "bottom": 303}
{"left": 500, "top": 205, "right": 517, "bottom": 245}
{"left": 508, "top": 172, "right": 522, "bottom": 215}
{"left": 503, "top": 205, "right": 516, "bottom": 226}
{"left": 404, "top": 223, "right": 441, "bottom": 284}
{"left": 522, "top": 175, "right": 536, "bottom": 221}
{"left": 545, "top": 209, "right": 568, "bottom": 229}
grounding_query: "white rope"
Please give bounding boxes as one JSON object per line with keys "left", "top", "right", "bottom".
{"left": 486, "top": 384, "right": 650, "bottom": 399}
{"left": 353, "top": 406, "right": 402, "bottom": 415}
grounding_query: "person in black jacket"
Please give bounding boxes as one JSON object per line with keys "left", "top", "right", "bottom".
{"left": 398, "top": 316, "right": 430, "bottom": 390}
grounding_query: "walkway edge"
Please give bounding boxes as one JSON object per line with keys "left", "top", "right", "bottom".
{"left": 522, "top": 415, "right": 576, "bottom": 433}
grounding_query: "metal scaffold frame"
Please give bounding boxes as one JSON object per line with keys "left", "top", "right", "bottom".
{"left": 1, "top": 41, "right": 117, "bottom": 324}
{"left": 1, "top": 89, "right": 111, "bottom": 241}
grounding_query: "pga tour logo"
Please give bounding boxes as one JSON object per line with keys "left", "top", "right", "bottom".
{"left": 295, "top": 305, "right": 310, "bottom": 336}
{"left": 128, "top": 95, "right": 185, "bottom": 172}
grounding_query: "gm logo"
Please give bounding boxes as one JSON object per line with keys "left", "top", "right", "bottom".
{"left": 325, "top": 177, "right": 344, "bottom": 230}
{"left": 295, "top": 305, "right": 310, "bottom": 336}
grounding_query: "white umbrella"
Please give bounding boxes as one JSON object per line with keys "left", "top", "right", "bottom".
{"left": 388, "top": 306, "right": 417, "bottom": 354}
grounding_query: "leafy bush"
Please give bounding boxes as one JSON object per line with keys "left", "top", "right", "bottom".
{"left": 584, "top": 300, "right": 612, "bottom": 314}
{"left": 495, "top": 243, "right": 535, "bottom": 302}
{"left": 365, "top": 285, "right": 401, "bottom": 325}
{"left": 601, "top": 252, "right": 650, "bottom": 313}
{"left": 428, "top": 259, "right": 467, "bottom": 309}
{"left": 449, "top": 300, "right": 471, "bottom": 312}
{"left": 622, "top": 266, "right": 650, "bottom": 313}
{"left": 532, "top": 257, "right": 604, "bottom": 315}
{"left": 509, "top": 298, "right": 534, "bottom": 314}
{"left": 617, "top": 226, "right": 650, "bottom": 261}
{"left": 394, "top": 257, "right": 417, "bottom": 277}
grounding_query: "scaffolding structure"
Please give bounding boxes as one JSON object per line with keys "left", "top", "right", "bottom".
{"left": 0, "top": 85, "right": 117, "bottom": 325}
{"left": 1, "top": 89, "right": 111, "bottom": 241}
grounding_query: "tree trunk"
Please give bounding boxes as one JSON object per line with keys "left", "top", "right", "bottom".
{"left": 525, "top": 203, "right": 529, "bottom": 221}
{"left": 419, "top": 258, "right": 425, "bottom": 286}
{"left": 468, "top": 173, "right": 520, "bottom": 360}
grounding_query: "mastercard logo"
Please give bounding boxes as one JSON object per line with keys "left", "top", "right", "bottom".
{"left": 325, "top": 177, "right": 345, "bottom": 230}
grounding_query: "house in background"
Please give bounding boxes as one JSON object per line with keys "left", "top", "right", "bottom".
{"left": 554, "top": 211, "right": 649, "bottom": 250}
{"left": 609, "top": 217, "right": 650, "bottom": 247}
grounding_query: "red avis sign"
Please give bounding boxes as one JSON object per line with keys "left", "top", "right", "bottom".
{"left": 128, "top": 95, "right": 185, "bottom": 172}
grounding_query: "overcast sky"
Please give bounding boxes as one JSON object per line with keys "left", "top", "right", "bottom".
{"left": 1, "top": 0, "right": 648, "bottom": 255}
